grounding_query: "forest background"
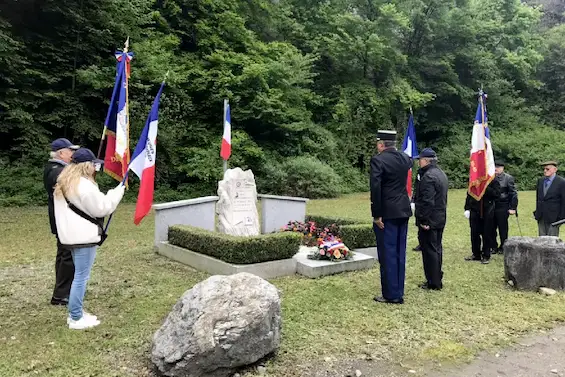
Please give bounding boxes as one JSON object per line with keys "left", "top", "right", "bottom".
{"left": 1, "top": 0, "right": 564, "bottom": 205}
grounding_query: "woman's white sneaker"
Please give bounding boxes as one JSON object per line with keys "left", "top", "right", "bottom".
{"left": 68, "top": 315, "right": 100, "bottom": 330}
{"left": 67, "top": 311, "right": 97, "bottom": 325}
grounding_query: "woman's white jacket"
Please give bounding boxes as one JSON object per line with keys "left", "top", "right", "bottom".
{"left": 54, "top": 178, "right": 125, "bottom": 247}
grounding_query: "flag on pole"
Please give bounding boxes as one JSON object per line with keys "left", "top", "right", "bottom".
{"left": 468, "top": 90, "right": 495, "bottom": 200}
{"left": 129, "top": 81, "right": 166, "bottom": 225}
{"left": 220, "top": 100, "right": 231, "bottom": 160}
{"left": 103, "top": 46, "right": 133, "bottom": 183}
{"left": 402, "top": 112, "right": 418, "bottom": 198}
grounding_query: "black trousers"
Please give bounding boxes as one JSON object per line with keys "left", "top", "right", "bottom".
{"left": 52, "top": 239, "right": 75, "bottom": 300}
{"left": 493, "top": 206, "right": 509, "bottom": 250}
{"left": 470, "top": 211, "right": 494, "bottom": 260}
{"left": 418, "top": 227, "right": 444, "bottom": 289}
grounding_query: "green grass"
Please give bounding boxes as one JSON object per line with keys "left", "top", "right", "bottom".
{"left": 1, "top": 190, "right": 564, "bottom": 376}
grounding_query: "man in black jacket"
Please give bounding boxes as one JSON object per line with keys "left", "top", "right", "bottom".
{"left": 44, "top": 138, "right": 79, "bottom": 305}
{"left": 413, "top": 148, "right": 448, "bottom": 290}
{"left": 534, "top": 161, "right": 565, "bottom": 236}
{"left": 464, "top": 178, "right": 501, "bottom": 264}
{"left": 492, "top": 160, "right": 518, "bottom": 253}
{"left": 370, "top": 130, "right": 412, "bottom": 304}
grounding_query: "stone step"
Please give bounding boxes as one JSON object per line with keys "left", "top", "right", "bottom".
{"left": 293, "top": 247, "right": 376, "bottom": 278}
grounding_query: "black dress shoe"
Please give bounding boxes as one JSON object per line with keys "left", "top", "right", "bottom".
{"left": 413, "top": 245, "right": 422, "bottom": 251}
{"left": 50, "top": 297, "right": 69, "bottom": 306}
{"left": 421, "top": 283, "right": 442, "bottom": 290}
{"left": 464, "top": 255, "right": 481, "bottom": 261}
{"left": 481, "top": 258, "right": 490, "bottom": 265}
{"left": 373, "top": 296, "right": 404, "bottom": 304}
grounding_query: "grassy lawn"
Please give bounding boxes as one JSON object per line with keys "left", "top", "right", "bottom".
{"left": 1, "top": 190, "right": 564, "bottom": 376}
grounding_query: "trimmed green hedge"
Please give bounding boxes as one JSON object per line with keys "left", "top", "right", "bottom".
{"left": 168, "top": 225, "right": 302, "bottom": 264}
{"left": 305, "top": 215, "right": 375, "bottom": 249}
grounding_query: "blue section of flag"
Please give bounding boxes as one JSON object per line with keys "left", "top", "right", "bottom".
{"left": 402, "top": 113, "right": 418, "bottom": 158}
{"left": 104, "top": 56, "right": 127, "bottom": 132}
{"left": 131, "top": 82, "right": 166, "bottom": 162}
{"left": 225, "top": 103, "right": 231, "bottom": 125}
{"left": 475, "top": 92, "right": 490, "bottom": 138}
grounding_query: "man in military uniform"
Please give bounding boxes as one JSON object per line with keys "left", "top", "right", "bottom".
{"left": 44, "top": 138, "right": 79, "bottom": 305}
{"left": 492, "top": 160, "right": 518, "bottom": 254}
{"left": 370, "top": 130, "right": 412, "bottom": 304}
{"left": 464, "top": 179, "right": 501, "bottom": 264}
{"left": 413, "top": 148, "right": 448, "bottom": 290}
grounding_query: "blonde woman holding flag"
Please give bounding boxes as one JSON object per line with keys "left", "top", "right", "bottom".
{"left": 54, "top": 148, "right": 125, "bottom": 329}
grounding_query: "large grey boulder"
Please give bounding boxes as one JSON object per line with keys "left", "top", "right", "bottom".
{"left": 504, "top": 236, "right": 565, "bottom": 291}
{"left": 151, "top": 272, "right": 282, "bottom": 377}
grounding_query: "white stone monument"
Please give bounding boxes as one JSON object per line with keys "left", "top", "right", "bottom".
{"left": 217, "top": 167, "right": 260, "bottom": 236}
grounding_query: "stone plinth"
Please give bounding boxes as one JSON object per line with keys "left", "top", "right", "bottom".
{"left": 504, "top": 236, "right": 565, "bottom": 291}
{"left": 293, "top": 246, "right": 375, "bottom": 279}
{"left": 258, "top": 194, "right": 309, "bottom": 234}
{"left": 152, "top": 196, "right": 218, "bottom": 249}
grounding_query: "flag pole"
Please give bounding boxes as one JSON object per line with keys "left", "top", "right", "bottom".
{"left": 97, "top": 37, "right": 129, "bottom": 159}
{"left": 223, "top": 98, "right": 228, "bottom": 173}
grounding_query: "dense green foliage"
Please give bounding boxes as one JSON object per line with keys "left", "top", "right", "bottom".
{"left": 168, "top": 224, "right": 302, "bottom": 264}
{"left": 1, "top": 0, "right": 564, "bottom": 205}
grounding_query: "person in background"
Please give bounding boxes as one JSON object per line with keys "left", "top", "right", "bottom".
{"left": 370, "top": 130, "right": 412, "bottom": 304}
{"left": 492, "top": 160, "right": 518, "bottom": 254}
{"left": 464, "top": 178, "right": 501, "bottom": 264}
{"left": 412, "top": 169, "right": 422, "bottom": 252}
{"left": 413, "top": 148, "right": 448, "bottom": 290}
{"left": 54, "top": 148, "right": 125, "bottom": 329}
{"left": 44, "top": 138, "right": 79, "bottom": 306}
{"left": 534, "top": 161, "right": 565, "bottom": 237}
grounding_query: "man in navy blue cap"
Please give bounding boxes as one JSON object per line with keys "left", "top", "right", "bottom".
{"left": 370, "top": 130, "right": 413, "bottom": 304}
{"left": 413, "top": 148, "right": 448, "bottom": 290}
{"left": 44, "top": 138, "right": 79, "bottom": 305}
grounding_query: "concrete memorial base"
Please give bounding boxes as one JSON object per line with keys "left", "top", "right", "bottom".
{"left": 293, "top": 246, "right": 375, "bottom": 279}
{"left": 504, "top": 236, "right": 565, "bottom": 291}
{"left": 156, "top": 242, "right": 375, "bottom": 280}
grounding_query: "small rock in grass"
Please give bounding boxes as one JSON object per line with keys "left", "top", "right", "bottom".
{"left": 551, "top": 369, "right": 558, "bottom": 374}
{"left": 355, "top": 370, "right": 362, "bottom": 377}
{"left": 408, "top": 370, "right": 416, "bottom": 374}
{"left": 539, "top": 287, "right": 557, "bottom": 296}
{"left": 257, "top": 366, "right": 266, "bottom": 375}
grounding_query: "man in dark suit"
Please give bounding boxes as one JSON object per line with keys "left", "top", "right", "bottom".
{"left": 492, "top": 160, "right": 518, "bottom": 253}
{"left": 464, "top": 178, "right": 501, "bottom": 264}
{"left": 44, "top": 138, "right": 79, "bottom": 305}
{"left": 534, "top": 161, "right": 565, "bottom": 237}
{"left": 413, "top": 148, "right": 448, "bottom": 290}
{"left": 370, "top": 130, "right": 412, "bottom": 304}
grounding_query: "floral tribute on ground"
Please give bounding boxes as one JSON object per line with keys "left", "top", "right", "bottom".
{"left": 281, "top": 220, "right": 353, "bottom": 262}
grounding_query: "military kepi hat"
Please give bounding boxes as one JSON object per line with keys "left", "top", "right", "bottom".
{"left": 415, "top": 148, "right": 436, "bottom": 159}
{"left": 377, "top": 130, "right": 397, "bottom": 141}
{"left": 495, "top": 160, "right": 505, "bottom": 167}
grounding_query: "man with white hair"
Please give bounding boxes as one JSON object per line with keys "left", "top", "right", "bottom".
{"left": 43, "top": 138, "right": 79, "bottom": 305}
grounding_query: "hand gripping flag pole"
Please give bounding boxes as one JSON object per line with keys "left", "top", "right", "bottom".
{"left": 104, "top": 72, "right": 168, "bottom": 233}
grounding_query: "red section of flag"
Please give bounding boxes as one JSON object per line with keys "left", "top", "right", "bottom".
{"left": 134, "top": 164, "right": 155, "bottom": 225}
{"left": 469, "top": 150, "right": 487, "bottom": 199}
{"left": 220, "top": 138, "right": 231, "bottom": 160}
{"left": 103, "top": 132, "right": 126, "bottom": 182}
{"left": 406, "top": 168, "right": 412, "bottom": 198}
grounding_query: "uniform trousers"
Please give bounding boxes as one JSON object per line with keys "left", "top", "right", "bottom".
{"left": 373, "top": 218, "right": 408, "bottom": 301}
{"left": 418, "top": 227, "right": 444, "bottom": 289}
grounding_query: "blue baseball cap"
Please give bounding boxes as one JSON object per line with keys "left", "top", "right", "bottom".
{"left": 71, "top": 148, "right": 104, "bottom": 168}
{"left": 415, "top": 148, "right": 437, "bottom": 159}
{"left": 51, "top": 138, "right": 79, "bottom": 152}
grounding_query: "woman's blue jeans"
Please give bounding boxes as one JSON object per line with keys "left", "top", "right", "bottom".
{"left": 68, "top": 246, "right": 97, "bottom": 320}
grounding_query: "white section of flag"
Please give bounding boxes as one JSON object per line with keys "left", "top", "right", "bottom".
{"left": 130, "top": 120, "right": 158, "bottom": 180}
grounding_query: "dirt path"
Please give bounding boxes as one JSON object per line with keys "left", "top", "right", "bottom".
{"left": 294, "top": 326, "right": 565, "bottom": 377}
{"left": 428, "top": 326, "right": 565, "bottom": 377}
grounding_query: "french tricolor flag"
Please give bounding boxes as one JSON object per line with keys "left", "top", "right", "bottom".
{"left": 129, "top": 82, "right": 165, "bottom": 225}
{"left": 468, "top": 91, "right": 495, "bottom": 200}
{"left": 402, "top": 113, "right": 418, "bottom": 198}
{"left": 220, "top": 100, "right": 231, "bottom": 160}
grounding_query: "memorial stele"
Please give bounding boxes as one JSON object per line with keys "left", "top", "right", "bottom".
{"left": 217, "top": 167, "right": 260, "bottom": 236}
